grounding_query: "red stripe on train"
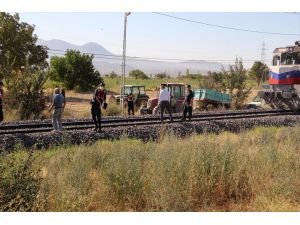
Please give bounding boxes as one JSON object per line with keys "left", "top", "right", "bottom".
{"left": 269, "top": 77, "right": 300, "bottom": 85}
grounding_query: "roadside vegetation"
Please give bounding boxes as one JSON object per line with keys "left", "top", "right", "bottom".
{"left": 1, "top": 125, "right": 299, "bottom": 212}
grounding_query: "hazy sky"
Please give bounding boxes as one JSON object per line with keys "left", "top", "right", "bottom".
{"left": 19, "top": 12, "right": 300, "bottom": 66}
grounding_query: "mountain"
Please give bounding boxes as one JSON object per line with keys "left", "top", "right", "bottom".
{"left": 37, "top": 39, "right": 113, "bottom": 55}
{"left": 38, "top": 39, "right": 79, "bottom": 51}
{"left": 80, "top": 42, "right": 112, "bottom": 56}
{"left": 38, "top": 39, "right": 224, "bottom": 75}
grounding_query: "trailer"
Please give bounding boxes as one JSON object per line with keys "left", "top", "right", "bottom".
{"left": 193, "top": 89, "right": 231, "bottom": 110}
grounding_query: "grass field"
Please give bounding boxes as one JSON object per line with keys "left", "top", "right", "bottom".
{"left": 1, "top": 125, "right": 299, "bottom": 212}
{"left": 102, "top": 77, "right": 203, "bottom": 93}
{"left": 103, "top": 77, "right": 260, "bottom": 93}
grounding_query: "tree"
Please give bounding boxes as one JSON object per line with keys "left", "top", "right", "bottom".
{"left": 185, "top": 68, "right": 190, "bottom": 76}
{"left": 0, "top": 13, "right": 48, "bottom": 80}
{"left": 0, "top": 13, "right": 49, "bottom": 119}
{"left": 222, "top": 58, "right": 251, "bottom": 109}
{"left": 155, "top": 72, "right": 167, "bottom": 79}
{"left": 6, "top": 64, "right": 48, "bottom": 119}
{"left": 249, "top": 61, "right": 269, "bottom": 87}
{"left": 109, "top": 71, "right": 119, "bottom": 78}
{"left": 129, "top": 69, "right": 149, "bottom": 79}
{"left": 49, "top": 50, "right": 102, "bottom": 91}
{"left": 200, "top": 72, "right": 225, "bottom": 92}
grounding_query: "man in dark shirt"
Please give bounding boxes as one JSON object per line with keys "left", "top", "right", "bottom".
{"left": 181, "top": 84, "right": 194, "bottom": 121}
{"left": 91, "top": 82, "right": 107, "bottom": 131}
{"left": 0, "top": 81, "right": 4, "bottom": 125}
{"left": 127, "top": 92, "right": 135, "bottom": 115}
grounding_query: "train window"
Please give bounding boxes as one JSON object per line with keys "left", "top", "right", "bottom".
{"left": 294, "top": 53, "right": 300, "bottom": 65}
{"left": 281, "top": 53, "right": 294, "bottom": 65}
{"left": 273, "top": 56, "right": 280, "bottom": 66}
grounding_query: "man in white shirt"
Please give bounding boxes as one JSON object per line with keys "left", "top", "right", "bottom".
{"left": 158, "top": 84, "right": 173, "bottom": 122}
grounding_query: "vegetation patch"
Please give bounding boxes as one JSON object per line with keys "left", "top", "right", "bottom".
{"left": 0, "top": 126, "right": 299, "bottom": 211}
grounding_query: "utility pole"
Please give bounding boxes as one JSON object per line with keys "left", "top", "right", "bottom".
{"left": 120, "top": 12, "right": 131, "bottom": 115}
{"left": 260, "top": 41, "right": 266, "bottom": 64}
{"left": 260, "top": 41, "right": 268, "bottom": 82}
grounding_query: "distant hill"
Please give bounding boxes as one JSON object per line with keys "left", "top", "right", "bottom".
{"left": 80, "top": 42, "right": 113, "bottom": 56}
{"left": 38, "top": 39, "right": 224, "bottom": 75}
{"left": 37, "top": 39, "right": 113, "bottom": 55}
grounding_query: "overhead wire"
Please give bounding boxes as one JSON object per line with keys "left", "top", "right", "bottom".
{"left": 153, "top": 12, "right": 300, "bottom": 36}
{"left": 48, "top": 49, "right": 269, "bottom": 63}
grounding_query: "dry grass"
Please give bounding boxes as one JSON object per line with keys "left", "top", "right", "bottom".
{"left": 1, "top": 125, "right": 299, "bottom": 212}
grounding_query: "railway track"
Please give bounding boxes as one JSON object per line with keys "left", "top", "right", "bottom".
{"left": 0, "top": 109, "right": 299, "bottom": 135}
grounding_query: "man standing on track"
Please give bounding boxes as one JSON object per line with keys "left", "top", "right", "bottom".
{"left": 49, "top": 87, "right": 66, "bottom": 132}
{"left": 91, "top": 82, "right": 107, "bottom": 132}
{"left": 181, "top": 84, "right": 194, "bottom": 121}
{"left": 158, "top": 84, "right": 173, "bottom": 122}
{"left": 0, "top": 81, "right": 4, "bottom": 126}
{"left": 127, "top": 92, "right": 135, "bottom": 115}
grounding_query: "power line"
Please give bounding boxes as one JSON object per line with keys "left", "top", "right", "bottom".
{"left": 153, "top": 12, "right": 300, "bottom": 36}
{"left": 48, "top": 48, "right": 269, "bottom": 63}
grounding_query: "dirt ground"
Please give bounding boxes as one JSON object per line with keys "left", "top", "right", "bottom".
{"left": 61, "top": 90, "right": 158, "bottom": 119}
{"left": 63, "top": 91, "right": 98, "bottom": 118}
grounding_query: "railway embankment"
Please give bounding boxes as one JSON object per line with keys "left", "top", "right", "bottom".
{"left": 1, "top": 114, "right": 300, "bottom": 154}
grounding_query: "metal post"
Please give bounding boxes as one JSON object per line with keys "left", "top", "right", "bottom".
{"left": 120, "top": 12, "right": 130, "bottom": 115}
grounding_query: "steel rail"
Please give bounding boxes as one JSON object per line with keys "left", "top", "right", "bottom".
{"left": 0, "top": 109, "right": 297, "bottom": 130}
{"left": 0, "top": 110, "right": 298, "bottom": 135}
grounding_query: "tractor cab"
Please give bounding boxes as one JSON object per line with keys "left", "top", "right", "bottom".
{"left": 112, "top": 85, "right": 149, "bottom": 107}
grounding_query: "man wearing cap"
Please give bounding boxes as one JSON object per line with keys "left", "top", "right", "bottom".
{"left": 127, "top": 92, "right": 135, "bottom": 115}
{"left": 91, "top": 82, "right": 107, "bottom": 131}
{"left": 0, "top": 81, "right": 4, "bottom": 125}
{"left": 49, "top": 87, "right": 66, "bottom": 132}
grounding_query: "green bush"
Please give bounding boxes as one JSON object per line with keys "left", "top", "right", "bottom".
{"left": 5, "top": 66, "right": 48, "bottom": 120}
{"left": 0, "top": 152, "right": 42, "bottom": 212}
{"left": 103, "top": 101, "right": 122, "bottom": 116}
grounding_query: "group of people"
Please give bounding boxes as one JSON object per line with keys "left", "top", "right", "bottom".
{"left": 157, "top": 83, "right": 194, "bottom": 122}
{"left": 0, "top": 80, "right": 194, "bottom": 131}
{"left": 48, "top": 82, "right": 107, "bottom": 132}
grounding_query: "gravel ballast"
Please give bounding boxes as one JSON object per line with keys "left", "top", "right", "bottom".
{"left": 1, "top": 115, "right": 300, "bottom": 154}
